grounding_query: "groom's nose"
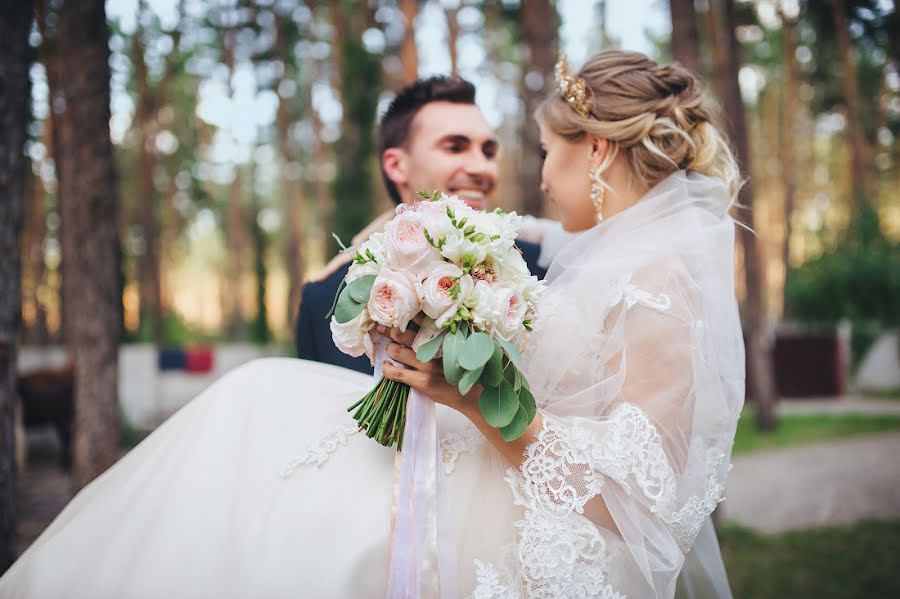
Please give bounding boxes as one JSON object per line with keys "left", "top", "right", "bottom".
{"left": 463, "top": 152, "right": 498, "bottom": 185}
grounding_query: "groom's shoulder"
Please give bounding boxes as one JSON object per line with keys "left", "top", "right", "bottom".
{"left": 302, "top": 263, "right": 350, "bottom": 306}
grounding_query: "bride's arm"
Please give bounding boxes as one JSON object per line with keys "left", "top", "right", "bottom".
{"left": 380, "top": 328, "right": 619, "bottom": 532}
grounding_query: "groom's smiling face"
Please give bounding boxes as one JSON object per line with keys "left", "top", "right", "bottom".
{"left": 382, "top": 101, "right": 499, "bottom": 210}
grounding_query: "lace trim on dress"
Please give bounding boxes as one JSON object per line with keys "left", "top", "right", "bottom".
{"left": 280, "top": 424, "right": 359, "bottom": 478}
{"left": 660, "top": 449, "right": 730, "bottom": 552}
{"left": 440, "top": 424, "right": 486, "bottom": 475}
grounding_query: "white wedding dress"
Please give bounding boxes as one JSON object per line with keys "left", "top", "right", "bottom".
{"left": 0, "top": 171, "right": 743, "bottom": 598}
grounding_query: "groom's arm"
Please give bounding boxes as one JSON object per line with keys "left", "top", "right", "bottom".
{"left": 295, "top": 283, "right": 319, "bottom": 361}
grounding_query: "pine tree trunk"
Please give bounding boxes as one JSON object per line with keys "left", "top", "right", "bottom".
{"left": 132, "top": 15, "right": 162, "bottom": 343}
{"left": 0, "top": 0, "right": 33, "bottom": 571}
{"left": 832, "top": 0, "right": 872, "bottom": 207}
{"left": 715, "top": 0, "right": 778, "bottom": 430}
{"left": 275, "top": 14, "right": 304, "bottom": 328}
{"left": 55, "top": 0, "right": 122, "bottom": 488}
{"left": 446, "top": 7, "right": 459, "bottom": 77}
{"left": 669, "top": 0, "right": 702, "bottom": 74}
{"left": 779, "top": 7, "right": 798, "bottom": 302}
{"left": 520, "top": 0, "right": 559, "bottom": 217}
{"left": 398, "top": 0, "right": 419, "bottom": 85}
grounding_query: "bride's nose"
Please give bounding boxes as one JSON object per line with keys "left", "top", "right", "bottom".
{"left": 540, "top": 180, "right": 549, "bottom": 195}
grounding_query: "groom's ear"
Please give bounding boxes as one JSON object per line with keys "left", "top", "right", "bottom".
{"left": 382, "top": 148, "right": 409, "bottom": 186}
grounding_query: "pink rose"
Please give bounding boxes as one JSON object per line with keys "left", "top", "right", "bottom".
{"left": 383, "top": 211, "right": 439, "bottom": 278}
{"left": 367, "top": 269, "right": 423, "bottom": 331}
{"left": 495, "top": 285, "right": 528, "bottom": 340}
{"left": 422, "top": 263, "right": 473, "bottom": 328}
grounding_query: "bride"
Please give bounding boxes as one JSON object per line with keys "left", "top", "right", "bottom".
{"left": 0, "top": 50, "right": 745, "bottom": 598}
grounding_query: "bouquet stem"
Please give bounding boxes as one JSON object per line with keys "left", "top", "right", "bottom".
{"left": 347, "top": 376, "right": 409, "bottom": 450}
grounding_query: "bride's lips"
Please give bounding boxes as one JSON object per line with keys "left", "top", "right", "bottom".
{"left": 450, "top": 189, "right": 487, "bottom": 209}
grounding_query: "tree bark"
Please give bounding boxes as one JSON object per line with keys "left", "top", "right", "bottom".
{"left": 445, "top": 6, "right": 459, "bottom": 77}
{"left": 398, "top": 0, "right": 419, "bottom": 85}
{"left": 0, "top": 0, "right": 33, "bottom": 571}
{"left": 274, "top": 13, "right": 304, "bottom": 328}
{"left": 832, "top": 0, "right": 872, "bottom": 207}
{"left": 779, "top": 6, "right": 798, "bottom": 303}
{"left": 520, "top": 0, "right": 559, "bottom": 217}
{"left": 55, "top": 0, "right": 122, "bottom": 488}
{"left": 132, "top": 8, "right": 162, "bottom": 343}
{"left": 222, "top": 28, "right": 246, "bottom": 339}
{"left": 669, "top": 0, "right": 702, "bottom": 75}
{"left": 715, "top": 0, "right": 778, "bottom": 430}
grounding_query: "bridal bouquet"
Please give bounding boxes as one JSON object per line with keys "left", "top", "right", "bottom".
{"left": 328, "top": 190, "right": 544, "bottom": 450}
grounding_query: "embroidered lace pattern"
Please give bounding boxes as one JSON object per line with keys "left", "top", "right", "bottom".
{"left": 471, "top": 403, "right": 728, "bottom": 597}
{"left": 440, "top": 424, "right": 486, "bottom": 475}
{"left": 280, "top": 424, "right": 359, "bottom": 477}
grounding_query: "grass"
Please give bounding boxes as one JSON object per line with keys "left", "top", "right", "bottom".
{"left": 733, "top": 411, "right": 900, "bottom": 455}
{"left": 720, "top": 520, "right": 900, "bottom": 598}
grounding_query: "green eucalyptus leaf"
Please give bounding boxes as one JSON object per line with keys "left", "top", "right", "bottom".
{"left": 499, "top": 404, "right": 530, "bottom": 441}
{"left": 457, "top": 332, "right": 495, "bottom": 371}
{"left": 520, "top": 385, "right": 537, "bottom": 422}
{"left": 479, "top": 378, "right": 518, "bottom": 428}
{"left": 348, "top": 274, "right": 377, "bottom": 304}
{"left": 482, "top": 344, "right": 504, "bottom": 387}
{"left": 496, "top": 336, "right": 524, "bottom": 367}
{"left": 458, "top": 362, "right": 485, "bottom": 396}
{"left": 415, "top": 333, "right": 445, "bottom": 363}
{"left": 334, "top": 288, "right": 365, "bottom": 324}
{"left": 442, "top": 331, "right": 464, "bottom": 386}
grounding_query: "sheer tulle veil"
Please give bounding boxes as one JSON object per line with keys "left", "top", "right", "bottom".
{"left": 503, "top": 169, "right": 743, "bottom": 597}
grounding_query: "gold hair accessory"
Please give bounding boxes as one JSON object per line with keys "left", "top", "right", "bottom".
{"left": 554, "top": 54, "right": 591, "bottom": 119}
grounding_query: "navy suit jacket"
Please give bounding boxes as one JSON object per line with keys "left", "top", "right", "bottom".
{"left": 295, "top": 240, "right": 547, "bottom": 374}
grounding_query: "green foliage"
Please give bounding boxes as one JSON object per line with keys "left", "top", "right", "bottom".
{"left": 334, "top": 274, "right": 376, "bottom": 324}
{"left": 720, "top": 520, "right": 900, "bottom": 599}
{"left": 733, "top": 409, "right": 900, "bottom": 455}
{"left": 785, "top": 206, "right": 900, "bottom": 366}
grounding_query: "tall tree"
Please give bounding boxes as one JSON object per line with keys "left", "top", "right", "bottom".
{"left": 669, "top": 0, "right": 702, "bottom": 74}
{"left": 779, "top": 4, "right": 799, "bottom": 303}
{"left": 0, "top": 0, "right": 34, "bottom": 571}
{"left": 832, "top": 0, "right": 873, "bottom": 207}
{"left": 330, "top": 0, "right": 380, "bottom": 253}
{"left": 54, "top": 0, "right": 122, "bottom": 487}
{"left": 130, "top": 0, "right": 185, "bottom": 343}
{"left": 713, "top": 0, "right": 778, "bottom": 430}
{"left": 445, "top": 4, "right": 460, "bottom": 77}
{"left": 519, "top": 0, "right": 559, "bottom": 217}
{"left": 399, "top": 0, "right": 419, "bottom": 84}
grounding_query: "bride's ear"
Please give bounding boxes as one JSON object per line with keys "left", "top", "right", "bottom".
{"left": 382, "top": 148, "right": 409, "bottom": 186}
{"left": 589, "top": 137, "right": 608, "bottom": 163}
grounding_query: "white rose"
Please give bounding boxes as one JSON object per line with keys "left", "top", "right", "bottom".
{"left": 330, "top": 309, "right": 375, "bottom": 361}
{"left": 383, "top": 211, "right": 439, "bottom": 278}
{"left": 367, "top": 269, "right": 423, "bottom": 331}
{"left": 465, "top": 280, "right": 503, "bottom": 331}
{"left": 494, "top": 285, "right": 528, "bottom": 340}
{"left": 422, "top": 263, "right": 474, "bottom": 328}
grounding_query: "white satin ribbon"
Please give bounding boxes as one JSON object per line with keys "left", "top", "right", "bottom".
{"left": 382, "top": 364, "right": 457, "bottom": 597}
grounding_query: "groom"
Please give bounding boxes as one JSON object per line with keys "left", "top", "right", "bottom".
{"left": 295, "top": 76, "right": 550, "bottom": 373}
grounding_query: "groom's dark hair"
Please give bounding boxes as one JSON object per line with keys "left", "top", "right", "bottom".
{"left": 378, "top": 76, "right": 477, "bottom": 204}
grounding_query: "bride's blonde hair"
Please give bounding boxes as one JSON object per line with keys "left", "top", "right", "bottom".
{"left": 537, "top": 50, "right": 741, "bottom": 202}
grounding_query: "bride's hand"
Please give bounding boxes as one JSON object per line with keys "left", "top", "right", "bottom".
{"left": 376, "top": 325, "right": 481, "bottom": 415}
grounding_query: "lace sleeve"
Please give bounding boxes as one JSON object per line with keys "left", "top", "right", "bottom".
{"left": 472, "top": 278, "right": 737, "bottom": 598}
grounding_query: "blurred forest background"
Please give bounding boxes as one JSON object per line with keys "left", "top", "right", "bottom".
{"left": 1, "top": 0, "right": 900, "bottom": 589}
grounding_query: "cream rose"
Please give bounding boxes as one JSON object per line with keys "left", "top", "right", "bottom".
{"left": 329, "top": 309, "right": 375, "bottom": 361}
{"left": 367, "top": 269, "right": 423, "bottom": 331}
{"left": 495, "top": 285, "right": 528, "bottom": 340}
